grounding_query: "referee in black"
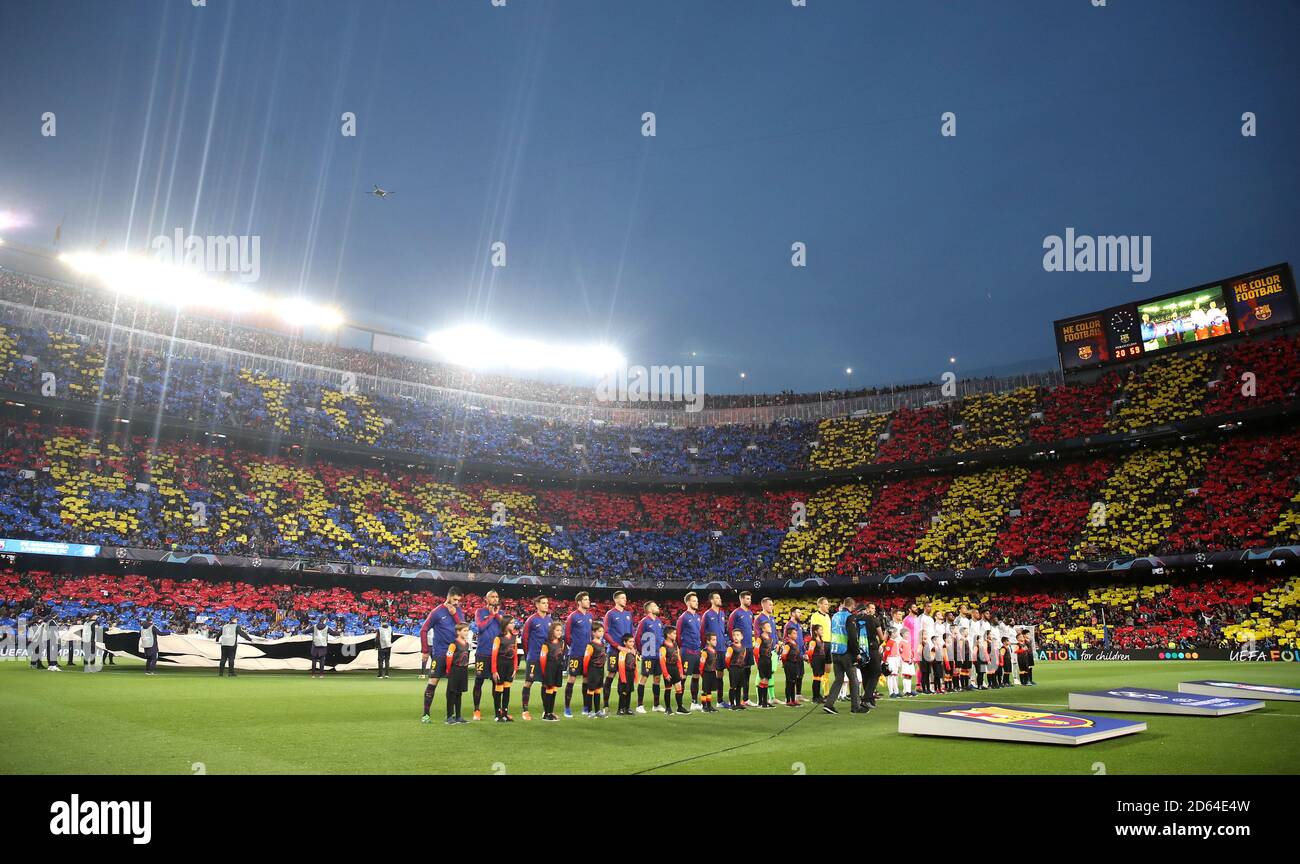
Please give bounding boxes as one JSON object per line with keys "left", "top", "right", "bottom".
{"left": 855, "top": 602, "right": 885, "bottom": 707}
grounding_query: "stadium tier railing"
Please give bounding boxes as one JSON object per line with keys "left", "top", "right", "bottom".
{"left": 0, "top": 298, "right": 1061, "bottom": 427}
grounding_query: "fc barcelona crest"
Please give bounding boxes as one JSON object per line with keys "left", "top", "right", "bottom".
{"left": 1077, "top": 345, "right": 1093, "bottom": 360}
{"left": 1256, "top": 304, "right": 1272, "bottom": 321}
{"left": 941, "top": 706, "right": 1094, "bottom": 729}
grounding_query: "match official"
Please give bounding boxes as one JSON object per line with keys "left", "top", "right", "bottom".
{"left": 821, "top": 598, "right": 869, "bottom": 715}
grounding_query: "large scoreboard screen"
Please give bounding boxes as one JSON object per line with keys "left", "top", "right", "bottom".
{"left": 1054, "top": 263, "right": 1296, "bottom": 372}
{"left": 1055, "top": 304, "right": 1143, "bottom": 370}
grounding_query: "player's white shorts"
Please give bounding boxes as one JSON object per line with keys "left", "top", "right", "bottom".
{"left": 887, "top": 657, "right": 901, "bottom": 674}
{"left": 901, "top": 662, "right": 916, "bottom": 677}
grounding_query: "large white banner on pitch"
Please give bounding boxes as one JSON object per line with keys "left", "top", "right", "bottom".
{"left": 109, "top": 631, "right": 432, "bottom": 671}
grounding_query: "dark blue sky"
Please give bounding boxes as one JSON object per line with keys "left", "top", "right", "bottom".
{"left": 1, "top": 0, "right": 1297, "bottom": 393}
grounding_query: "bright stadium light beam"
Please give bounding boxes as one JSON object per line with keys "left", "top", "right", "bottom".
{"left": 57, "top": 249, "right": 343, "bottom": 329}
{"left": 272, "top": 296, "right": 345, "bottom": 329}
{"left": 0, "top": 209, "right": 28, "bottom": 232}
{"left": 428, "top": 324, "right": 625, "bottom": 375}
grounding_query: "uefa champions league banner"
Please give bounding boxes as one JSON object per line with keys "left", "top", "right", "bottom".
{"left": 102, "top": 630, "right": 429, "bottom": 671}
{"left": 1037, "top": 647, "right": 1300, "bottom": 662}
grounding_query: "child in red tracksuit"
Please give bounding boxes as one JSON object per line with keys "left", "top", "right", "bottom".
{"left": 616, "top": 634, "right": 638, "bottom": 715}
{"left": 724, "top": 630, "right": 749, "bottom": 710}
{"left": 780, "top": 629, "right": 803, "bottom": 706}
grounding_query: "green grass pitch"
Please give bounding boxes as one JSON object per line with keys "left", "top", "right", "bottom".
{"left": 3, "top": 660, "right": 1298, "bottom": 774}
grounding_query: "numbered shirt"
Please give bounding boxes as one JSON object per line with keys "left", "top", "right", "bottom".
{"left": 604, "top": 608, "right": 633, "bottom": 655}
{"left": 634, "top": 616, "right": 665, "bottom": 659}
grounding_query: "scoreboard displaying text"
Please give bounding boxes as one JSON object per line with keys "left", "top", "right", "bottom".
{"left": 1054, "top": 263, "right": 1296, "bottom": 372}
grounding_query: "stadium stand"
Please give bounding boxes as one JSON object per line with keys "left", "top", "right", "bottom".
{"left": 1029, "top": 372, "right": 1121, "bottom": 442}
{"left": 836, "top": 476, "right": 951, "bottom": 576}
{"left": 1106, "top": 352, "right": 1213, "bottom": 432}
{"left": 1075, "top": 444, "right": 1213, "bottom": 560}
{"left": 1204, "top": 332, "right": 1300, "bottom": 415}
{"left": 808, "top": 414, "right": 887, "bottom": 470}
{"left": 3, "top": 405, "right": 1300, "bottom": 584}
{"left": 949, "top": 387, "right": 1039, "bottom": 453}
{"left": 913, "top": 466, "right": 1030, "bottom": 570}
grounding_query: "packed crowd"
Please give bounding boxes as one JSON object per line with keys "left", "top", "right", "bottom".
{"left": 2, "top": 268, "right": 1299, "bottom": 481}
{"left": 1, "top": 420, "right": 1298, "bottom": 581}
{"left": 0, "top": 271, "right": 948, "bottom": 411}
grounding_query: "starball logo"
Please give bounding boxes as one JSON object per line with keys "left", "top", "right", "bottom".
{"left": 49, "top": 795, "right": 151, "bottom": 845}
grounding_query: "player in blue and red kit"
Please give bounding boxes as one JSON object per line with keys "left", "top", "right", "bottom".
{"left": 564, "top": 592, "right": 594, "bottom": 718}
{"left": 420, "top": 587, "right": 464, "bottom": 723}
{"left": 602, "top": 590, "right": 634, "bottom": 706}
{"left": 634, "top": 601, "right": 666, "bottom": 713}
{"left": 471, "top": 589, "right": 504, "bottom": 720}
{"left": 727, "top": 591, "right": 755, "bottom": 706}
{"left": 519, "top": 596, "right": 552, "bottom": 721}
{"left": 676, "top": 592, "right": 703, "bottom": 708}
{"left": 755, "top": 597, "right": 778, "bottom": 655}
{"left": 699, "top": 592, "right": 730, "bottom": 708}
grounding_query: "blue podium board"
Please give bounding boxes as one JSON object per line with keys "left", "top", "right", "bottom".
{"left": 898, "top": 703, "right": 1146, "bottom": 745}
{"left": 1178, "top": 681, "right": 1300, "bottom": 702}
{"left": 1069, "top": 688, "right": 1262, "bottom": 716}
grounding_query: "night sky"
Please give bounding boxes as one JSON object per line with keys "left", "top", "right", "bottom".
{"left": 1, "top": 0, "right": 1297, "bottom": 393}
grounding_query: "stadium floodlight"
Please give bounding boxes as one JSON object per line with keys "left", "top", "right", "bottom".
{"left": 427, "top": 324, "right": 624, "bottom": 375}
{"left": 0, "top": 209, "right": 26, "bottom": 232}
{"left": 57, "top": 250, "right": 343, "bottom": 329}
{"left": 272, "top": 296, "right": 345, "bottom": 329}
